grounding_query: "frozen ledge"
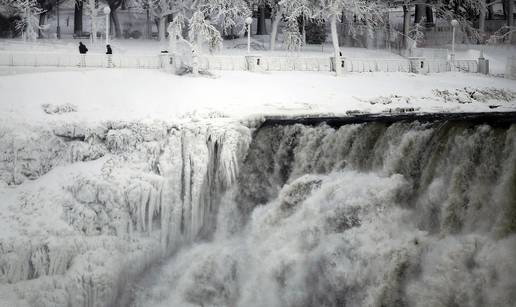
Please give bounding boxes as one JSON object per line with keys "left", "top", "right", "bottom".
{"left": 261, "top": 112, "right": 516, "bottom": 128}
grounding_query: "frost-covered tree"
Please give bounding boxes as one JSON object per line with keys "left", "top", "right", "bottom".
{"left": 268, "top": 0, "right": 283, "bottom": 50}
{"left": 313, "top": 0, "right": 386, "bottom": 75}
{"left": 167, "top": 11, "right": 186, "bottom": 52}
{"left": 408, "top": 21, "right": 425, "bottom": 50}
{"left": 284, "top": 18, "right": 303, "bottom": 51}
{"left": 84, "top": 0, "right": 101, "bottom": 44}
{"left": 133, "top": 0, "right": 180, "bottom": 41}
{"left": 12, "top": 0, "right": 46, "bottom": 41}
{"left": 106, "top": 0, "right": 124, "bottom": 38}
{"left": 188, "top": 9, "right": 223, "bottom": 53}
{"left": 247, "top": 0, "right": 284, "bottom": 50}
{"left": 0, "top": 0, "right": 19, "bottom": 17}
{"left": 165, "top": 1, "right": 223, "bottom": 53}
{"left": 203, "top": 0, "right": 250, "bottom": 36}
{"left": 391, "top": 0, "right": 492, "bottom": 44}
{"left": 280, "top": 0, "right": 314, "bottom": 50}
{"left": 167, "top": 10, "right": 222, "bottom": 74}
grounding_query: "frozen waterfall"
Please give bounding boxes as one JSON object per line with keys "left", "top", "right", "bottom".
{"left": 1, "top": 117, "right": 515, "bottom": 307}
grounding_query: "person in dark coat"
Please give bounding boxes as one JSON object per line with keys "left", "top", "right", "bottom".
{"left": 79, "top": 42, "right": 88, "bottom": 54}
{"left": 106, "top": 44, "right": 112, "bottom": 55}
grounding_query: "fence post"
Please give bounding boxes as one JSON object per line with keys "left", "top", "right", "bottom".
{"left": 506, "top": 56, "right": 516, "bottom": 80}
{"left": 246, "top": 55, "right": 262, "bottom": 72}
{"left": 478, "top": 51, "right": 489, "bottom": 74}
{"left": 409, "top": 57, "right": 426, "bottom": 74}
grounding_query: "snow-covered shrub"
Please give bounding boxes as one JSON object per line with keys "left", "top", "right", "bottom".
{"left": 0, "top": 128, "right": 66, "bottom": 185}
{"left": 433, "top": 88, "right": 516, "bottom": 104}
{"left": 41, "top": 103, "right": 78, "bottom": 114}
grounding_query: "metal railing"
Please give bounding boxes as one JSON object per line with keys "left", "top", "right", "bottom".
{"left": 344, "top": 58, "right": 411, "bottom": 73}
{"left": 0, "top": 52, "right": 162, "bottom": 69}
{"left": 0, "top": 52, "right": 481, "bottom": 74}
{"left": 260, "top": 57, "right": 332, "bottom": 72}
{"left": 423, "top": 59, "right": 478, "bottom": 73}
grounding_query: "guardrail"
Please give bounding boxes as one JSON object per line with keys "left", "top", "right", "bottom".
{"left": 344, "top": 58, "right": 411, "bottom": 73}
{"left": 0, "top": 52, "right": 481, "bottom": 74}
{"left": 0, "top": 52, "right": 162, "bottom": 69}
{"left": 423, "top": 59, "right": 478, "bottom": 73}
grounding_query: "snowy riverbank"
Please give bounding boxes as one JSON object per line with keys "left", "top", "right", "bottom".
{"left": 1, "top": 69, "right": 516, "bottom": 128}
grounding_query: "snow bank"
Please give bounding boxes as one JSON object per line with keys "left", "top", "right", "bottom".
{"left": 1, "top": 70, "right": 516, "bottom": 128}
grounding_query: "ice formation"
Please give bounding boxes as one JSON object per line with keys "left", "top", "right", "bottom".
{"left": 0, "top": 120, "right": 251, "bottom": 306}
{"left": 1, "top": 119, "right": 515, "bottom": 307}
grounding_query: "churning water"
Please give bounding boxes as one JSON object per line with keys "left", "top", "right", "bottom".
{"left": 130, "top": 120, "right": 516, "bottom": 307}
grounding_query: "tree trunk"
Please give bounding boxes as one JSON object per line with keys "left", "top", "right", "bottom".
{"left": 487, "top": 0, "right": 494, "bottom": 20}
{"left": 508, "top": 0, "right": 514, "bottom": 43}
{"left": 330, "top": 14, "right": 341, "bottom": 76}
{"left": 159, "top": 16, "right": 166, "bottom": 41}
{"left": 425, "top": 5, "right": 434, "bottom": 25}
{"left": 38, "top": 12, "right": 46, "bottom": 38}
{"left": 146, "top": 9, "right": 151, "bottom": 39}
{"left": 403, "top": 5, "right": 411, "bottom": 49}
{"left": 91, "top": 16, "right": 97, "bottom": 44}
{"left": 256, "top": 5, "right": 267, "bottom": 35}
{"left": 74, "top": 1, "right": 83, "bottom": 35}
{"left": 270, "top": 11, "right": 281, "bottom": 50}
{"left": 110, "top": 9, "right": 121, "bottom": 38}
{"left": 196, "top": 33, "right": 203, "bottom": 54}
{"left": 479, "top": 0, "right": 486, "bottom": 34}
{"left": 414, "top": 4, "right": 425, "bottom": 24}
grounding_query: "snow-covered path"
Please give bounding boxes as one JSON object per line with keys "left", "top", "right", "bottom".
{"left": 1, "top": 68, "right": 515, "bottom": 127}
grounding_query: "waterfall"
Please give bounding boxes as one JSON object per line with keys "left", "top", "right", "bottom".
{"left": 132, "top": 119, "right": 516, "bottom": 307}
{"left": 1, "top": 118, "right": 515, "bottom": 307}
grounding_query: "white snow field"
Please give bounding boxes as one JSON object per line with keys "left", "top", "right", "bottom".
{"left": 1, "top": 69, "right": 516, "bottom": 126}
{"left": 1, "top": 45, "right": 516, "bottom": 307}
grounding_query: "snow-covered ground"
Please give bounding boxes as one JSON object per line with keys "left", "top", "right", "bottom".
{"left": 1, "top": 68, "right": 515, "bottom": 128}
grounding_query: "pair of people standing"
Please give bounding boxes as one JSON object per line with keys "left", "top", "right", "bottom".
{"left": 78, "top": 42, "right": 113, "bottom": 67}
{"left": 78, "top": 42, "right": 112, "bottom": 55}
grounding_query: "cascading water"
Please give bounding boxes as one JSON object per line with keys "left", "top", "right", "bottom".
{"left": 131, "top": 119, "right": 516, "bottom": 307}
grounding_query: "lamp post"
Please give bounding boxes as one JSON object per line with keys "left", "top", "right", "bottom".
{"left": 56, "top": 1, "right": 60, "bottom": 39}
{"left": 245, "top": 17, "right": 253, "bottom": 53}
{"left": 451, "top": 19, "right": 459, "bottom": 62}
{"left": 104, "top": 6, "right": 111, "bottom": 45}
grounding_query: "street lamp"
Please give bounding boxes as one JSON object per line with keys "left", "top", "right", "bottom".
{"left": 56, "top": 1, "right": 60, "bottom": 39}
{"left": 245, "top": 17, "right": 253, "bottom": 53}
{"left": 104, "top": 6, "right": 111, "bottom": 45}
{"left": 451, "top": 19, "right": 459, "bottom": 62}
